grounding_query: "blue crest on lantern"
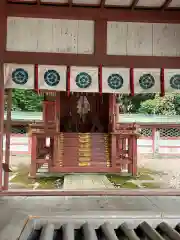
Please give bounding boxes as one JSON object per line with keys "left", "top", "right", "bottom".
{"left": 108, "top": 74, "right": 124, "bottom": 90}
{"left": 12, "top": 68, "right": 29, "bottom": 85}
{"left": 75, "top": 72, "right": 92, "bottom": 89}
{"left": 139, "top": 74, "right": 155, "bottom": 90}
{"left": 44, "top": 70, "right": 60, "bottom": 87}
{"left": 170, "top": 74, "right": 180, "bottom": 90}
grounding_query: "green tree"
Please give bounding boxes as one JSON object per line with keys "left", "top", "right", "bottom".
{"left": 117, "top": 94, "right": 155, "bottom": 113}
{"left": 7, "top": 89, "right": 43, "bottom": 112}
{"left": 173, "top": 94, "right": 180, "bottom": 114}
{"left": 138, "top": 94, "right": 177, "bottom": 116}
{"left": 117, "top": 93, "right": 180, "bottom": 115}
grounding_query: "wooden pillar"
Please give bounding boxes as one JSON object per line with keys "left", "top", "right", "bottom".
{"left": 30, "top": 135, "right": 37, "bottom": 178}
{"left": 112, "top": 95, "right": 116, "bottom": 132}
{"left": 111, "top": 134, "right": 117, "bottom": 168}
{"left": 0, "top": 0, "right": 7, "bottom": 190}
{"left": 54, "top": 92, "right": 61, "bottom": 167}
{"left": 56, "top": 92, "right": 60, "bottom": 132}
{"left": 132, "top": 135, "right": 137, "bottom": 176}
{"left": 94, "top": 19, "right": 107, "bottom": 59}
{"left": 116, "top": 103, "right": 120, "bottom": 123}
{"left": 109, "top": 94, "right": 117, "bottom": 169}
{"left": 0, "top": 87, "right": 4, "bottom": 190}
{"left": 4, "top": 89, "right": 12, "bottom": 190}
{"left": 108, "top": 94, "right": 112, "bottom": 133}
{"left": 128, "top": 137, "right": 133, "bottom": 174}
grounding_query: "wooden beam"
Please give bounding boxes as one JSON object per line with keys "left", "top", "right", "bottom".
{"left": 55, "top": 92, "right": 60, "bottom": 132}
{"left": 68, "top": 0, "right": 72, "bottom": 7}
{"left": 4, "top": 89, "right": 12, "bottom": 190}
{"left": 131, "top": 0, "right": 139, "bottom": 10}
{"left": 37, "top": 0, "right": 41, "bottom": 5}
{"left": 161, "top": 0, "right": 173, "bottom": 10}
{"left": 6, "top": 3, "right": 180, "bottom": 22}
{"left": 100, "top": 0, "right": 105, "bottom": 8}
{"left": 94, "top": 19, "right": 107, "bottom": 58}
{"left": 4, "top": 52, "right": 180, "bottom": 69}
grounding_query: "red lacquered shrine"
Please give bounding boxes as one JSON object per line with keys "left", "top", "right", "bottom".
{"left": 1, "top": 0, "right": 180, "bottom": 185}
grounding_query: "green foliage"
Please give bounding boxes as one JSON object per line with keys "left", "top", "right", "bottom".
{"left": 117, "top": 93, "right": 180, "bottom": 116}
{"left": 138, "top": 94, "right": 177, "bottom": 116}
{"left": 138, "top": 99, "right": 157, "bottom": 114}
{"left": 9, "top": 89, "right": 43, "bottom": 112}
{"left": 117, "top": 94, "right": 155, "bottom": 113}
{"left": 8, "top": 89, "right": 180, "bottom": 116}
{"left": 174, "top": 94, "right": 180, "bottom": 114}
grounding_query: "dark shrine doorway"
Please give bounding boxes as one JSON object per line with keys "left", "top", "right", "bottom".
{"left": 60, "top": 92, "right": 109, "bottom": 133}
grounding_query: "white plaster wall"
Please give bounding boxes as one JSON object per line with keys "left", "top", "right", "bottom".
{"left": 107, "top": 21, "right": 180, "bottom": 57}
{"left": 153, "top": 23, "right": 180, "bottom": 56}
{"left": 105, "top": 0, "right": 132, "bottom": 6}
{"left": 107, "top": 22, "right": 127, "bottom": 55}
{"left": 127, "top": 22, "right": 153, "bottom": 56}
{"left": 136, "top": 0, "right": 164, "bottom": 7}
{"left": 6, "top": 17, "right": 94, "bottom": 54}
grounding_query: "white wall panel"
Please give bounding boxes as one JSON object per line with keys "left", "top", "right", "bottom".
{"left": 7, "top": 17, "right": 94, "bottom": 54}
{"left": 127, "top": 23, "right": 153, "bottom": 56}
{"left": 105, "top": 0, "right": 133, "bottom": 6}
{"left": 136, "top": 0, "right": 164, "bottom": 7}
{"left": 41, "top": 0, "right": 68, "bottom": 2}
{"left": 153, "top": 23, "right": 180, "bottom": 56}
{"left": 7, "top": 18, "right": 38, "bottom": 52}
{"left": 107, "top": 22, "right": 127, "bottom": 55}
{"left": 169, "top": 0, "right": 180, "bottom": 8}
{"left": 107, "top": 21, "right": 180, "bottom": 57}
{"left": 77, "top": 20, "right": 94, "bottom": 54}
{"left": 73, "top": 0, "right": 99, "bottom": 4}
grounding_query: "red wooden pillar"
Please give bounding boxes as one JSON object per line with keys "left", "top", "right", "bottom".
{"left": 4, "top": 89, "right": 12, "bottom": 190}
{"left": 43, "top": 100, "right": 56, "bottom": 124}
{"left": 128, "top": 137, "right": 133, "bottom": 174}
{"left": 111, "top": 134, "right": 117, "bottom": 168}
{"left": 30, "top": 135, "right": 37, "bottom": 178}
{"left": 56, "top": 92, "right": 60, "bottom": 132}
{"left": 132, "top": 135, "right": 137, "bottom": 176}
{"left": 108, "top": 94, "right": 113, "bottom": 132}
{"left": 0, "top": 87, "right": 4, "bottom": 191}
{"left": 43, "top": 97, "right": 58, "bottom": 169}
{"left": 0, "top": 0, "right": 6, "bottom": 190}
{"left": 108, "top": 94, "right": 116, "bottom": 132}
{"left": 109, "top": 94, "right": 117, "bottom": 169}
{"left": 112, "top": 94, "right": 116, "bottom": 132}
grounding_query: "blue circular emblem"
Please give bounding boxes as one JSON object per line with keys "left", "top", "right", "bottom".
{"left": 139, "top": 74, "right": 155, "bottom": 90}
{"left": 44, "top": 70, "right": 60, "bottom": 87}
{"left": 108, "top": 74, "right": 123, "bottom": 90}
{"left": 12, "top": 68, "right": 28, "bottom": 85}
{"left": 75, "top": 72, "right": 92, "bottom": 89}
{"left": 170, "top": 74, "right": 180, "bottom": 90}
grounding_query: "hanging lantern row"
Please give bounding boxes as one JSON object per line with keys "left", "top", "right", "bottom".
{"left": 4, "top": 64, "right": 180, "bottom": 96}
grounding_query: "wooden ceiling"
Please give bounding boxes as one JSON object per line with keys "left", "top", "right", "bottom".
{"left": 6, "top": 0, "right": 180, "bottom": 10}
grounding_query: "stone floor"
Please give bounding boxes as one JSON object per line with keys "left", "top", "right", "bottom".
{"left": 63, "top": 174, "right": 114, "bottom": 189}
{"left": 1, "top": 195, "right": 180, "bottom": 239}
